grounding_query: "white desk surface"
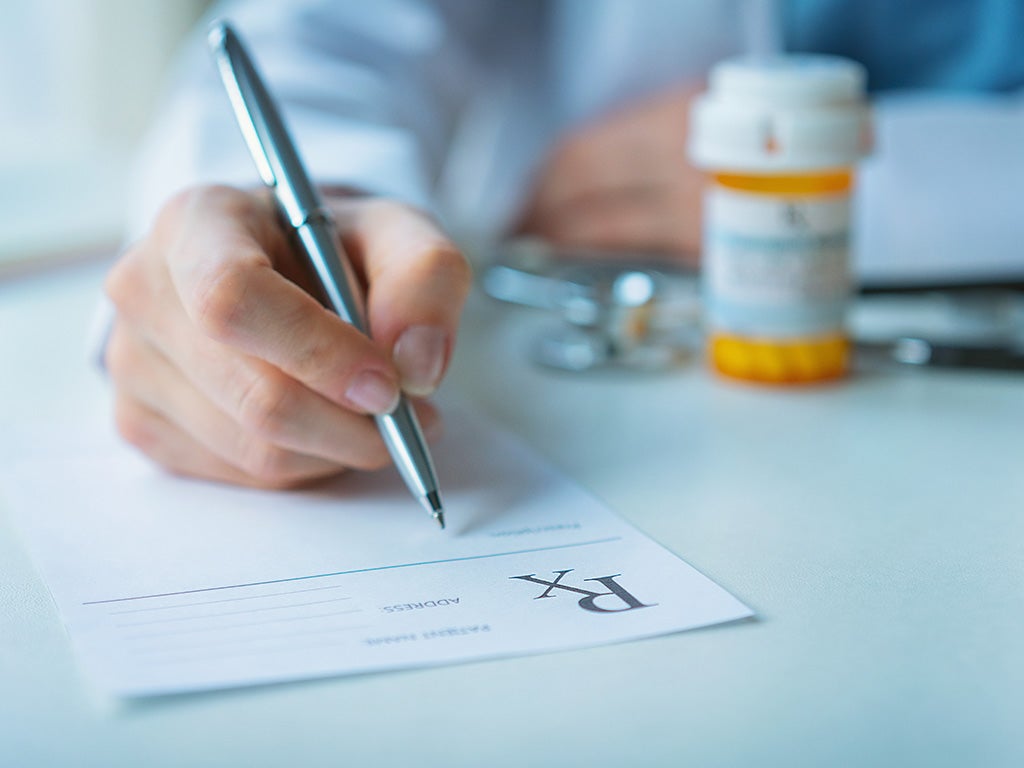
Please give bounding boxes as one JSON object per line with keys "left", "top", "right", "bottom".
{"left": 1, "top": 261, "right": 1022, "bottom": 768}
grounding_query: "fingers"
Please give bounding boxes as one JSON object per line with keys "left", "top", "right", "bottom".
{"left": 107, "top": 322, "right": 346, "bottom": 484}
{"left": 107, "top": 321, "right": 442, "bottom": 485}
{"left": 536, "top": 184, "right": 701, "bottom": 258}
{"left": 527, "top": 137, "right": 677, "bottom": 224}
{"left": 159, "top": 187, "right": 402, "bottom": 415}
{"left": 109, "top": 225, "right": 397, "bottom": 468}
{"left": 104, "top": 185, "right": 453, "bottom": 489}
{"left": 516, "top": 86, "right": 702, "bottom": 259}
{"left": 114, "top": 395, "right": 326, "bottom": 490}
{"left": 334, "top": 198, "right": 472, "bottom": 397}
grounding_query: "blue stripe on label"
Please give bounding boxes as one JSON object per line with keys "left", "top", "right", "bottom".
{"left": 705, "top": 297, "right": 847, "bottom": 337}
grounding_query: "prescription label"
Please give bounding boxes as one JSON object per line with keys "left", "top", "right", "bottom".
{"left": 703, "top": 186, "right": 852, "bottom": 338}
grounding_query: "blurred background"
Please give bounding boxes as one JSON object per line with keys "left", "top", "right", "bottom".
{"left": 0, "top": 0, "right": 211, "bottom": 272}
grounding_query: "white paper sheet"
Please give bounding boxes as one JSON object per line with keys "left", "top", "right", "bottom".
{"left": 2, "top": 410, "right": 751, "bottom": 698}
{"left": 855, "top": 94, "right": 1024, "bottom": 287}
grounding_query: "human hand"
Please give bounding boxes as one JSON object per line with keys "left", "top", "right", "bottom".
{"left": 104, "top": 186, "right": 471, "bottom": 489}
{"left": 516, "top": 85, "right": 704, "bottom": 261}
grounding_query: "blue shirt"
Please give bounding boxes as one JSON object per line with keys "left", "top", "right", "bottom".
{"left": 784, "top": 0, "right": 1024, "bottom": 92}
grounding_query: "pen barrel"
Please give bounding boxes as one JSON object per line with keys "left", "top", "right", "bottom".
{"left": 211, "top": 20, "right": 443, "bottom": 522}
{"left": 295, "top": 218, "right": 369, "bottom": 334}
{"left": 296, "top": 217, "right": 441, "bottom": 502}
{"left": 376, "top": 400, "right": 440, "bottom": 502}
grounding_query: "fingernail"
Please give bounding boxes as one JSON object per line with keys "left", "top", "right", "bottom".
{"left": 393, "top": 325, "right": 448, "bottom": 397}
{"left": 346, "top": 370, "right": 400, "bottom": 414}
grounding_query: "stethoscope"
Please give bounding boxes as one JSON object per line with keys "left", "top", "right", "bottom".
{"left": 483, "top": 239, "right": 1024, "bottom": 373}
{"left": 483, "top": 239, "right": 702, "bottom": 372}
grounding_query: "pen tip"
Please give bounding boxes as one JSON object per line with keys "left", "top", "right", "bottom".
{"left": 425, "top": 490, "right": 445, "bottom": 530}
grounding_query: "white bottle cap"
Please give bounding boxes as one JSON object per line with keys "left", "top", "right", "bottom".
{"left": 689, "top": 55, "right": 871, "bottom": 172}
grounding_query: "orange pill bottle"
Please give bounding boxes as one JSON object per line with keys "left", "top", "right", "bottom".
{"left": 689, "top": 56, "right": 871, "bottom": 384}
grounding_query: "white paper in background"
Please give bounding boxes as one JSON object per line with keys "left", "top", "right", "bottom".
{"left": 1, "top": 409, "right": 751, "bottom": 698}
{"left": 855, "top": 93, "right": 1024, "bottom": 287}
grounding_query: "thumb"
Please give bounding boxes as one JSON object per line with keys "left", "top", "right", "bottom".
{"left": 333, "top": 198, "right": 472, "bottom": 397}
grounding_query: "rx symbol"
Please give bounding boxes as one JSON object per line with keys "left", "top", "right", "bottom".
{"left": 510, "top": 569, "right": 655, "bottom": 614}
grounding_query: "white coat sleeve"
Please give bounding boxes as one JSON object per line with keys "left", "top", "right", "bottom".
{"left": 126, "top": 0, "right": 480, "bottom": 240}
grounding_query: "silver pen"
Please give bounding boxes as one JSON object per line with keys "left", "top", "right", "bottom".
{"left": 208, "top": 21, "right": 445, "bottom": 528}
